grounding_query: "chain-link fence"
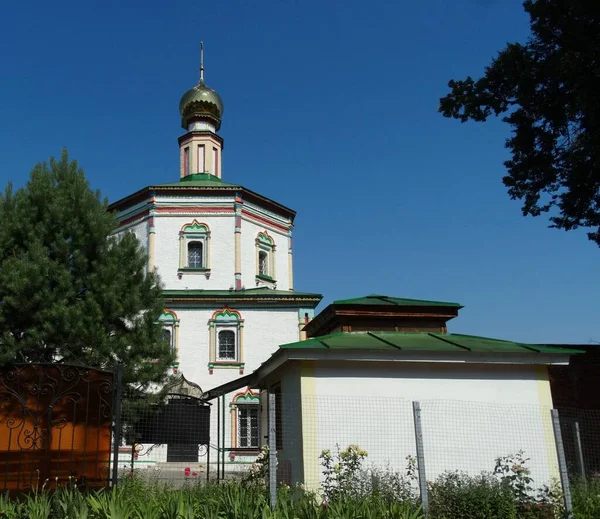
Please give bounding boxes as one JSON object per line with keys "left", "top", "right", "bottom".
{"left": 108, "top": 390, "right": 600, "bottom": 516}
{"left": 268, "top": 394, "right": 600, "bottom": 515}
{"left": 111, "top": 395, "right": 212, "bottom": 485}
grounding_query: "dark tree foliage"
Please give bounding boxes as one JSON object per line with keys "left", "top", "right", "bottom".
{"left": 439, "top": 0, "right": 600, "bottom": 245}
{"left": 0, "top": 150, "right": 175, "bottom": 387}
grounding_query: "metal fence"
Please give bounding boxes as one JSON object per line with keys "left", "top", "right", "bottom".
{"left": 112, "top": 391, "right": 211, "bottom": 485}
{"left": 0, "top": 362, "right": 118, "bottom": 494}
{"left": 265, "top": 393, "right": 600, "bottom": 515}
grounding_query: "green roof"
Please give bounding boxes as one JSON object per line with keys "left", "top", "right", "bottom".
{"left": 333, "top": 294, "right": 462, "bottom": 308}
{"left": 279, "top": 331, "right": 580, "bottom": 355}
{"left": 155, "top": 173, "right": 240, "bottom": 189}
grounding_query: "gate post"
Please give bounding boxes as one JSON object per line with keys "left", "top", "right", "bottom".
{"left": 111, "top": 364, "right": 124, "bottom": 486}
{"left": 551, "top": 409, "right": 574, "bottom": 519}
{"left": 268, "top": 392, "right": 277, "bottom": 510}
{"left": 413, "top": 401, "right": 429, "bottom": 516}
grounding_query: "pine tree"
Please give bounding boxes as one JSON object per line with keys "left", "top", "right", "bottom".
{"left": 0, "top": 150, "right": 174, "bottom": 388}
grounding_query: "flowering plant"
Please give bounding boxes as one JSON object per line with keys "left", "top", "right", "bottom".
{"left": 320, "top": 444, "right": 368, "bottom": 501}
{"left": 243, "top": 445, "right": 271, "bottom": 485}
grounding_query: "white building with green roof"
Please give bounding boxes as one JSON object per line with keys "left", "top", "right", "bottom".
{"left": 206, "top": 294, "right": 577, "bottom": 489}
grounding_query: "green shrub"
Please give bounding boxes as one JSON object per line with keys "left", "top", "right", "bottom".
{"left": 572, "top": 476, "right": 600, "bottom": 519}
{"left": 429, "top": 471, "right": 519, "bottom": 519}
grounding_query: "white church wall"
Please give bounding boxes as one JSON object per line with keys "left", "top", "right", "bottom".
{"left": 153, "top": 214, "right": 236, "bottom": 290}
{"left": 285, "top": 361, "right": 558, "bottom": 490}
{"left": 173, "top": 306, "right": 299, "bottom": 470}
{"left": 174, "top": 307, "right": 299, "bottom": 387}
{"left": 240, "top": 219, "right": 291, "bottom": 291}
{"left": 128, "top": 219, "right": 148, "bottom": 253}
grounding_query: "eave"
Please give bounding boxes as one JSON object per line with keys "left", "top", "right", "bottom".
{"left": 108, "top": 183, "right": 297, "bottom": 222}
{"left": 163, "top": 289, "right": 322, "bottom": 308}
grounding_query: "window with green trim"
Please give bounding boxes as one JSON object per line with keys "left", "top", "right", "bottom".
{"left": 159, "top": 310, "right": 179, "bottom": 355}
{"left": 179, "top": 220, "right": 211, "bottom": 272}
{"left": 208, "top": 308, "right": 245, "bottom": 370}
{"left": 255, "top": 231, "right": 276, "bottom": 284}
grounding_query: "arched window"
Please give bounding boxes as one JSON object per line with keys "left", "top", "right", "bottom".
{"left": 208, "top": 308, "right": 244, "bottom": 373}
{"left": 187, "top": 241, "right": 203, "bottom": 268}
{"left": 231, "top": 389, "right": 261, "bottom": 450}
{"left": 255, "top": 231, "right": 276, "bottom": 285}
{"left": 158, "top": 309, "right": 180, "bottom": 362}
{"left": 179, "top": 221, "right": 211, "bottom": 276}
{"left": 218, "top": 330, "right": 236, "bottom": 360}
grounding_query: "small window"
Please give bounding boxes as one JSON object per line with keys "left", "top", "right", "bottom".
{"left": 213, "top": 147, "right": 219, "bottom": 176}
{"left": 162, "top": 328, "right": 173, "bottom": 352}
{"left": 258, "top": 251, "right": 269, "bottom": 276}
{"left": 218, "top": 330, "right": 236, "bottom": 360}
{"left": 183, "top": 147, "right": 190, "bottom": 176}
{"left": 198, "top": 145, "right": 205, "bottom": 172}
{"left": 187, "top": 241, "right": 203, "bottom": 268}
{"left": 238, "top": 406, "right": 260, "bottom": 448}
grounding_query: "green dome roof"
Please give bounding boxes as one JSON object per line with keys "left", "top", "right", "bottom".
{"left": 179, "top": 80, "right": 224, "bottom": 130}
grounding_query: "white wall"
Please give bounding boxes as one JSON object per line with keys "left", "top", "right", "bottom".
{"left": 174, "top": 307, "right": 299, "bottom": 470}
{"left": 277, "top": 361, "right": 559, "bottom": 490}
{"left": 240, "top": 218, "right": 290, "bottom": 291}
{"left": 153, "top": 214, "right": 236, "bottom": 290}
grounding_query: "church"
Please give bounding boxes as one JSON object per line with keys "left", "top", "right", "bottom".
{"left": 108, "top": 56, "right": 580, "bottom": 484}
{"left": 109, "top": 54, "right": 321, "bottom": 467}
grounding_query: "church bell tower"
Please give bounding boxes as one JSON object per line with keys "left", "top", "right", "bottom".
{"left": 178, "top": 43, "right": 224, "bottom": 179}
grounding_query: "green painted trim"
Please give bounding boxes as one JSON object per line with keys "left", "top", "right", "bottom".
{"left": 181, "top": 173, "right": 222, "bottom": 183}
{"left": 208, "top": 362, "right": 245, "bottom": 369}
{"left": 178, "top": 267, "right": 211, "bottom": 272}
{"left": 255, "top": 274, "right": 275, "bottom": 282}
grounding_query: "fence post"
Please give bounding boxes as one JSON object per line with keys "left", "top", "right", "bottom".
{"left": 573, "top": 420, "right": 587, "bottom": 485}
{"left": 412, "top": 401, "right": 429, "bottom": 516}
{"left": 551, "top": 409, "right": 574, "bottom": 519}
{"left": 268, "top": 392, "right": 277, "bottom": 510}
{"left": 111, "top": 363, "right": 123, "bottom": 486}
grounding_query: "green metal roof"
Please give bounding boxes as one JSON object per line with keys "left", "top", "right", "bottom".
{"left": 279, "top": 331, "right": 581, "bottom": 355}
{"left": 333, "top": 294, "right": 462, "bottom": 308}
{"left": 156, "top": 173, "right": 240, "bottom": 189}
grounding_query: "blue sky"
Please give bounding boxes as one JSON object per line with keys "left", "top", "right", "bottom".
{"left": 1, "top": 0, "right": 598, "bottom": 344}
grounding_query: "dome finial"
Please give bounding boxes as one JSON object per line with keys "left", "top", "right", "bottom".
{"left": 199, "top": 41, "right": 205, "bottom": 84}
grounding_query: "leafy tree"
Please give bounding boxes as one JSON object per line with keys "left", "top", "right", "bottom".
{"left": 439, "top": 0, "right": 600, "bottom": 245}
{"left": 0, "top": 150, "right": 174, "bottom": 387}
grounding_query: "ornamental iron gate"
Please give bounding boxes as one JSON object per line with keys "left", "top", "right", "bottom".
{"left": 0, "top": 362, "right": 116, "bottom": 493}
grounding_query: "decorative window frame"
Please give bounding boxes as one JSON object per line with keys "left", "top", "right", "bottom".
{"left": 230, "top": 389, "right": 261, "bottom": 452}
{"left": 178, "top": 220, "right": 211, "bottom": 279}
{"left": 159, "top": 309, "right": 180, "bottom": 373}
{"left": 208, "top": 308, "right": 244, "bottom": 374}
{"left": 255, "top": 231, "right": 276, "bottom": 288}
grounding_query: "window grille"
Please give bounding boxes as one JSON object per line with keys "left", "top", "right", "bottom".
{"left": 238, "top": 405, "right": 260, "bottom": 448}
{"left": 187, "top": 241, "right": 203, "bottom": 268}
{"left": 218, "top": 330, "right": 236, "bottom": 360}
